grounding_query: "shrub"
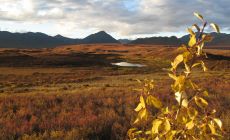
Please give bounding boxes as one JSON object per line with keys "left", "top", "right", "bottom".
{"left": 128, "top": 13, "right": 223, "bottom": 140}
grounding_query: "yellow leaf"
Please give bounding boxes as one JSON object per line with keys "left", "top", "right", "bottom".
{"left": 186, "top": 120, "right": 194, "bottom": 129}
{"left": 208, "top": 123, "right": 216, "bottom": 134}
{"left": 210, "top": 23, "right": 220, "bottom": 33}
{"left": 165, "top": 130, "right": 176, "bottom": 140}
{"left": 168, "top": 73, "right": 177, "bottom": 81}
{"left": 133, "top": 118, "right": 139, "bottom": 124}
{"left": 192, "top": 62, "right": 201, "bottom": 68}
{"left": 140, "top": 95, "right": 145, "bottom": 108}
{"left": 195, "top": 96, "right": 208, "bottom": 108}
{"left": 187, "top": 28, "right": 195, "bottom": 36}
{"left": 134, "top": 103, "right": 142, "bottom": 112}
{"left": 203, "top": 91, "right": 209, "bottom": 97}
{"left": 152, "top": 119, "right": 162, "bottom": 134}
{"left": 146, "top": 95, "right": 162, "bottom": 109}
{"left": 200, "top": 61, "right": 208, "bottom": 72}
{"left": 175, "top": 92, "right": 182, "bottom": 104}
{"left": 188, "top": 107, "right": 198, "bottom": 119}
{"left": 135, "top": 79, "right": 142, "bottom": 84}
{"left": 127, "top": 128, "right": 137, "bottom": 138}
{"left": 175, "top": 92, "right": 188, "bottom": 107}
{"left": 188, "top": 34, "right": 196, "bottom": 47}
{"left": 163, "top": 119, "right": 171, "bottom": 133}
{"left": 139, "top": 108, "right": 147, "bottom": 119}
{"left": 182, "top": 98, "right": 188, "bottom": 108}
{"left": 172, "top": 54, "right": 184, "bottom": 69}
{"left": 183, "top": 51, "right": 192, "bottom": 63}
{"left": 192, "top": 24, "right": 200, "bottom": 32}
{"left": 174, "top": 75, "right": 185, "bottom": 91}
{"left": 193, "top": 12, "right": 204, "bottom": 21}
{"left": 184, "top": 62, "right": 191, "bottom": 74}
{"left": 213, "top": 118, "right": 222, "bottom": 129}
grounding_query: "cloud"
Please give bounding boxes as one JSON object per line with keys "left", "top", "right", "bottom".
{"left": 0, "top": 0, "right": 229, "bottom": 38}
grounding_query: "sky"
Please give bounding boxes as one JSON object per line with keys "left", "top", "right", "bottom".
{"left": 0, "top": 0, "right": 229, "bottom": 39}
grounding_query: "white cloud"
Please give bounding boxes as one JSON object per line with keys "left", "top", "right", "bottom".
{"left": 0, "top": 0, "right": 229, "bottom": 38}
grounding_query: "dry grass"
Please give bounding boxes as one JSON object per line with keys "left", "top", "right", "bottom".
{"left": 0, "top": 44, "right": 229, "bottom": 139}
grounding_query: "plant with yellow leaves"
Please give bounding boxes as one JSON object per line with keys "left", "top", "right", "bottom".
{"left": 128, "top": 12, "right": 223, "bottom": 140}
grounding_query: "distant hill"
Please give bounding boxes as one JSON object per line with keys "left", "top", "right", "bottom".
{"left": 0, "top": 31, "right": 119, "bottom": 48}
{"left": 82, "top": 31, "right": 119, "bottom": 44}
{"left": 181, "top": 32, "right": 230, "bottom": 46}
{"left": 118, "top": 39, "right": 132, "bottom": 44}
{"left": 130, "top": 33, "right": 230, "bottom": 48}
{"left": 0, "top": 30, "right": 230, "bottom": 48}
{"left": 130, "top": 36, "right": 181, "bottom": 45}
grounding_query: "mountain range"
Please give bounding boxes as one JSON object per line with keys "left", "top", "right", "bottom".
{"left": 0, "top": 30, "right": 230, "bottom": 48}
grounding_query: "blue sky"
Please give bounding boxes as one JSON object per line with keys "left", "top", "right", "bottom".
{"left": 0, "top": 0, "right": 229, "bottom": 39}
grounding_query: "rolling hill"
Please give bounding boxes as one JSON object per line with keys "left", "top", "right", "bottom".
{"left": 0, "top": 31, "right": 120, "bottom": 48}
{"left": 0, "top": 30, "right": 230, "bottom": 49}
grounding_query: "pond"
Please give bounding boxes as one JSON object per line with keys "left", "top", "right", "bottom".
{"left": 111, "top": 62, "right": 146, "bottom": 67}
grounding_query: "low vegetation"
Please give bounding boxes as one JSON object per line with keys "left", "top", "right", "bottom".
{"left": 0, "top": 36, "right": 229, "bottom": 139}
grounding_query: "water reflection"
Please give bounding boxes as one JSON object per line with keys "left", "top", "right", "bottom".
{"left": 111, "top": 62, "right": 146, "bottom": 67}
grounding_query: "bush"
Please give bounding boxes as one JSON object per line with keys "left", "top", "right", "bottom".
{"left": 128, "top": 13, "right": 224, "bottom": 140}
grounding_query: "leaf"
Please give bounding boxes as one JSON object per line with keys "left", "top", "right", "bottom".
{"left": 194, "top": 12, "right": 204, "bottom": 21}
{"left": 168, "top": 73, "right": 177, "bottom": 81}
{"left": 213, "top": 118, "right": 222, "bottom": 129}
{"left": 134, "top": 103, "right": 142, "bottom": 112}
{"left": 200, "top": 61, "right": 208, "bottom": 72}
{"left": 174, "top": 75, "right": 185, "bottom": 91}
{"left": 135, "top": 79, "right": 142, "bottom": 84}
{"left": 192, "top": 24, "right": 200, "bottom": 32}
{"left": 175, "top": 92, "right": 182, "bottom": 104}
{"left": 203, "top": 91, "right": 209, "bottom": 97}
{"left": 145, "top": 130, "right": 151, "bottom": 135}
{"left": 192, "top": 62, "right": 201, "bottom": 68}
{"left": 188, "top": 107, "right": 198, "bottom": 119}
{"left": 152, "top": 119, "right": 163, "bottom": 134}
{"left": 139, "top": 108, "right": 147, "bottom": 119}
{"left": 133, "top": 118, "right": 139, "bottom": 124}
{"left": 208, "top": 123, "right": 216, "bottom": 134}
{"left": 188, "top": 34, "right": 196, "bottom": 47}
{"left": 172, "top": 54, "right": 184, "bottom": 69}
{"left": 186, "top": 120, "right": 194, "bottom": 129}
{"left": 195, "top": 96, "right": 208, "bottom": 108}
{"left": 146, "top": 95, "right": 162, "bottom": 109}
{"left": 163, "top": 119, "right": 171, "bottom": 133}
{"left": 184, "top": 62, "right": 191, "bottom": 74}
{"left": 175, "top": 92, "right": 188, "bottom": 107}
{"left": 210, "top": 23, "right": 220, "bottom": 33}
{"left": 140, "top": 95, "right": 145, "bottom": 108}
{"left": 127, "top": 128, "right": 137, "bottom": 137}
{"left": 165, "top": 130, "right": 176, "bottom": 140}
{"left": 187, "top": 28, "right": 195, "bottom": 36}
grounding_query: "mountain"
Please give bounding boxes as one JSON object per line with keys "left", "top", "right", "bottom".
{"left": 1, "top": 30, "right": 230, "bottom": 48}
{"left": 82, "top": 31, "right": 119, "bottom": 44}
{"left": 130, "top": 33, "right": 230, "bottom": 48}
{"left": 180, "top": 32, "right": 230, "bottom": 48}
{"left": 118, "top": 39, "right": 132, "bottom": 44}
{"left": 130, "top": 36, "right": 181, "bottom": 45}
{"left": 0, "top": 31, "right": 119, "bottom": 48}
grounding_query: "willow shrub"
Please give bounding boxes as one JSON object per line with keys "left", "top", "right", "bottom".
{"left": 128, "top": 13, "right": 223, "bottom": 140}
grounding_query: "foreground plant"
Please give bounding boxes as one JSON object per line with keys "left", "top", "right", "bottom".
{"left": 128, "top": 13, "right": 223, "bottom": 140}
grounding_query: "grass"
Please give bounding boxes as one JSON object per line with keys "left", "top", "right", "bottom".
{"left": 0, "top": 44, "right": 229, "bottom": 139}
